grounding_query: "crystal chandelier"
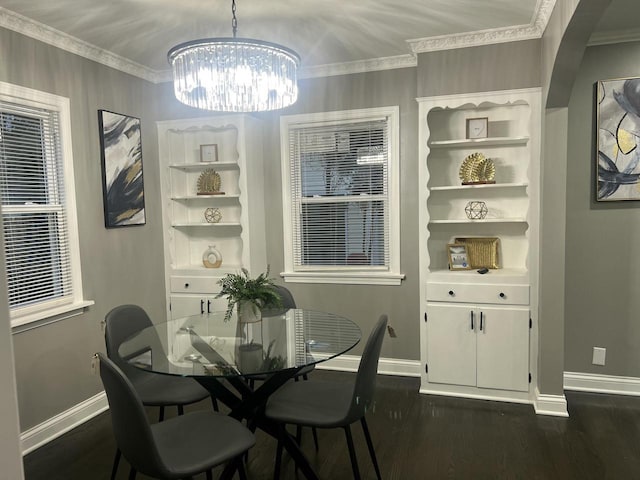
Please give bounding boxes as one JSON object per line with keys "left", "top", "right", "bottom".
{"left": 168, "top": 0, "right": 300, "bottom": 112}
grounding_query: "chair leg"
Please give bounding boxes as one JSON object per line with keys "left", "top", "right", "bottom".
{"left": 273, "top": 425, "right": 284, "bottom": 480}
{"left": 312, "top": 427, "right": 319, "bottom": 451}
{"left": 128, "top": 466, "right": 136, "bottom": 480}
{"left": 302, "top": 373, "right": 309, "bottom": 381}
{"left": 237, "top": 457, "right": 248, "bottom": 480}
{"left": 296, "top": 425, "right": 302, "bottom": 445}
{"left": 158, "top": 406, "right": 165, "bottom": 422}
{"left": 211, "top": 396, "right": 219, "bottom": 412}
{"left": 361, "top": 417, "right": 382, "bottom": 480}
{"left": 206, "top": 469, "right": 213, "bottom": 480}
{"left": 110, "top": 448, "right": 121, "bottom": 480}
{"left": 178, "top": 404, "right": 184, "bottom": 416}
{"left": 344, "top": 425, "right": 361, "bottom": 480}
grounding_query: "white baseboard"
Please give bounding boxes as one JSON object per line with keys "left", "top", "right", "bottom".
{"left": 533, "top": 387, "right": 568, "bottom": 417}
{"left": 564, "top": 371, "right": 640, "bottom": 396}
{"left": 316, "top": 354, "right": 421, "bottom": 377}
{"left": 21, "top": 391, "right": 108, "bottom": 455}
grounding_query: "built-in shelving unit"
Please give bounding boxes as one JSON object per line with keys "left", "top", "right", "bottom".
{"left": 157, "top": 115, "right": 267, "bottom": 319}
{"left": 417, "top": 89, "right": 541, "bottom": 405}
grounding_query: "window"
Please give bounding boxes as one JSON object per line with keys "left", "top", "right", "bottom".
{"left": 0, "top": 82, "right": 90, "bottom": 327}
{"left": 281, "top": 106, "right": 403, "bottom": 285}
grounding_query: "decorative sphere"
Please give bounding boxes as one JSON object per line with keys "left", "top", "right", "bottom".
{"left": 204, "top": 207, "right": 222, "bottom": 223}
{"left": 465, "top": 201, "right": 488, "bottom": 220}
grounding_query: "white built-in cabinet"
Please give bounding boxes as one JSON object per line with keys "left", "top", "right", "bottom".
{"left": 157, "top": 115, "right": 267, "bottom": 319}
{"left": 417, "top": 89, "right": 541, "bottom": 404}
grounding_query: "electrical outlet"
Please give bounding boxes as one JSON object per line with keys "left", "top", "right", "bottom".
{"left": 91, "top": 354, "right": 99, "bottom": 375}
{"left": 592, "top": 347, "right": 606, "bottom": 366}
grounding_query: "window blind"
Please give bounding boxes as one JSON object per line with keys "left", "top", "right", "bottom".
{"left": 288, "top": 118, "right": 390, "bottom": 269}
{"left": 0, "top": 101, "right": 73, "bottom": 310}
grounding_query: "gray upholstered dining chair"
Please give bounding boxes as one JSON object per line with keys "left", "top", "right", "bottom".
{"left": 265, "top": 314, "right": 388, "bottom": 480}
{"left": 98, "top": 353, "right": 254, "bottom": 480}
{"left": 104, "top": 304, "right": 216, "bottom": 479}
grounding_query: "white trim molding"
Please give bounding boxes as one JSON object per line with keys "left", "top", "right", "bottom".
{"left": 20, "top": 391, "right": 108, "bottom": 455}
{"left": 299, "top": 54, "right": 417, "bottom": 79}
{"left": 533, "top": 387, "right": 568, "bottom": 417}
{"left": 588, "top": 28, "right": 640, "bottom": 47}
{"left": 564, "top": 371, "right": 640, "bottom": 396}
{"left": 408, "top": 0, "right": 556, "bottom": 54}
{"left": 315, "top": 354, "right": 421, "bottom": 377}
{"left": 0, "top": 8, "right": 160, "bottom": 83}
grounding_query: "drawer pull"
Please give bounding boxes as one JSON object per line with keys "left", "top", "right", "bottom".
{"left": 448, "top": 290, "right": 455, "bottom": 296}
{"left": 470, "top": 311, "right": 474, "bottom": 330}
{"left": 499, "top": 292, "right": 506, "bottom": 299}
{"left": 184, "top": 283, "right": 190, "bottom": 288}
{"left": 480, "top": 311, "right": 484, "bottom": 331}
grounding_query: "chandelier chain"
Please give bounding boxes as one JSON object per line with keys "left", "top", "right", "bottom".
{"left": 231, "top": 0, "right": 238, "bottom": 38}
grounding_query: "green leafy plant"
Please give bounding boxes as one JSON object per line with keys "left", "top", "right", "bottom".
{"left": 216, "top": 267, "right": 282, "bottom": 322}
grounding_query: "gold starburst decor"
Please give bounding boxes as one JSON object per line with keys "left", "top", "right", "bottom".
{"left": 197, "top": 169, "right": 224, "bottom": 195}
{"left": 459, "top": 152, "right": 496, "bottom": 185}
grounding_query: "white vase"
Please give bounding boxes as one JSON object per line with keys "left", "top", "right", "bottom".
{"left": 238, "top": 300, "right": 261, "bottom": 323}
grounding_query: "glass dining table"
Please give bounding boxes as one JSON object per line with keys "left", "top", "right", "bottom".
{"left": 119, "top": 308, "right": 362, "bottom": 480}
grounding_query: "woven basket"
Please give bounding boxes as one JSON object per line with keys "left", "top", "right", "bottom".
{"left": 454, "top": 237, "right": 500, "bottom": 269}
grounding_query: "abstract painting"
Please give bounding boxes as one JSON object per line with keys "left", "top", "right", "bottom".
{"left": 98, "top": 110, "right": 146, "bottom": 227}
{"left": 597, "top": 78, "right": 640, "bottom": 201}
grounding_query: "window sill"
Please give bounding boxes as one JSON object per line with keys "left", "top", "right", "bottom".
{"left": 11, "top": 300, "right": 95, "bottom": 334}
{"left": 281, "top": 271, "right": 405, "bottom": 285}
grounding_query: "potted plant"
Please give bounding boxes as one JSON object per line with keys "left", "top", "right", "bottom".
{"left": 216, "top": 267, "right": 282, "bottom": 322}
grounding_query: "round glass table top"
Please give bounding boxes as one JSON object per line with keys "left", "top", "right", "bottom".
{"left": 118, "top": 309, "right": 362, "bottom": 378}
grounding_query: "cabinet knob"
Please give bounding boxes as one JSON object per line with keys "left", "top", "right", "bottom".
{"left": 499, "top": 292, "right": 506, "bottom": 298}
{"left": 184, "top": 283, "right": 190, "bottom": 288}
{"left": 448, "top": 290, "right": 455, "bottom": 296}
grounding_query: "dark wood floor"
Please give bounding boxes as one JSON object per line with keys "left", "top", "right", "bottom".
{"left": 23, "top": 370, "right": 640, "bottom": 479}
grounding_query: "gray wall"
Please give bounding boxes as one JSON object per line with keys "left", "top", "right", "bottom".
{"left": 0, "top": 220, "right": 24, "bottom": 477}
{"left": 0, "top": 28, "right": 167, "bottom": 430}
{"left": 417, "top": 40, "right": 541, "bottom": 97}
{"left": 538, "top": 0, "right": 614, "bottom": 395}
{"left": 565, "top": 40, "right": 640, "bottom": 376}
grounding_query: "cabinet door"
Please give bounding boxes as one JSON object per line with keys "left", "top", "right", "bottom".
{"left": 170, "top": 295, "right": 227, "bottom": 319}
{"left": 426, "top": 304, "right": 477, "bottom": 387}
{"left": 476, "top": 307, "right": 529, "bottom": 392}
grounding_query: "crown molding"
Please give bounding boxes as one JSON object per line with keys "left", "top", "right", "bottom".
{"left": 0, "top": 7, "right": 161, "bottom": 83}
{"left": 1, "top": 0, "right": 556, "bottom": 82}
{"left": 298, "top": 54, "right": 417, "bottom": 79}
{"left": 408, "top": 0, "right": 556, "bottom": 54}
{"left": 588, "top": 28, "right": 640, "bottom": 47}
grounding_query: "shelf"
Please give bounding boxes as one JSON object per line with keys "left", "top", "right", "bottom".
{"left": 427, "top": 268, "right": 528, "bottom": 284}
{"left": 428, "top": 137, "right": 529, "bottom": 149}
{"left": 429, "top": 218, "right": 527, "bottom": 224}
{"left": 171, "top": 194, "right": 241, "bottom": 201}
{"left": 172, "top": 264, "right": 243, "bottom": 274}
{"left": 168, "top": 161, "right": 239, "bottom": 171}
{"left": 430, "top": 183, "right": 528, "bottom": 192}
{"left": 172, "top": 222, "right": 242, "bottom": 228}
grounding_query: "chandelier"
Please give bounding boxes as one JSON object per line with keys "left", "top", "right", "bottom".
{"left": 168, "top": 0, "right": 300, "bottom": 112}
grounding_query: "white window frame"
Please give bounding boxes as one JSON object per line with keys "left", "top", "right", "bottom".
{"left": 0, "top": 82, "right": 92, "bottom": 329}
{"left": 280, "top": 106, "right": 404, "bottom": 285}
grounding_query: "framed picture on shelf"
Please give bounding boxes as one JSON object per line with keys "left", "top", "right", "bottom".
{"left": 98, "top": 110, "right": 146, "bottom": 228}
{"left": 447, "top": 244, "right": 472, "bottom": 270}
{"left": 200, "top": 144, "right": 218, "bottom": 163}
{"left": 466, "top": 117, "right": 488, "bottom": 139}
{"left": 596, "top": 77, "right": 640, "bottom": 201}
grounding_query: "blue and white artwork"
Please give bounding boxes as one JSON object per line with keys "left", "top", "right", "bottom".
{"left": 597, "top": 78, "right": 640, "bottom": 201}
{"left": 98, "top": 110, "right": 146, "bottom": 227}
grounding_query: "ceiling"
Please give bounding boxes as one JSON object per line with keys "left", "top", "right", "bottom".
{"left": 0, "top": 0, "right": 635, "bottom": 82}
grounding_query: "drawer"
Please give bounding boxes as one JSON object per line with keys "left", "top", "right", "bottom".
{"left": 170, "top": 276, "right": 222, "bottom": 294}
{"left": 427, "top": 282, "right": 529, "bottom": 305}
